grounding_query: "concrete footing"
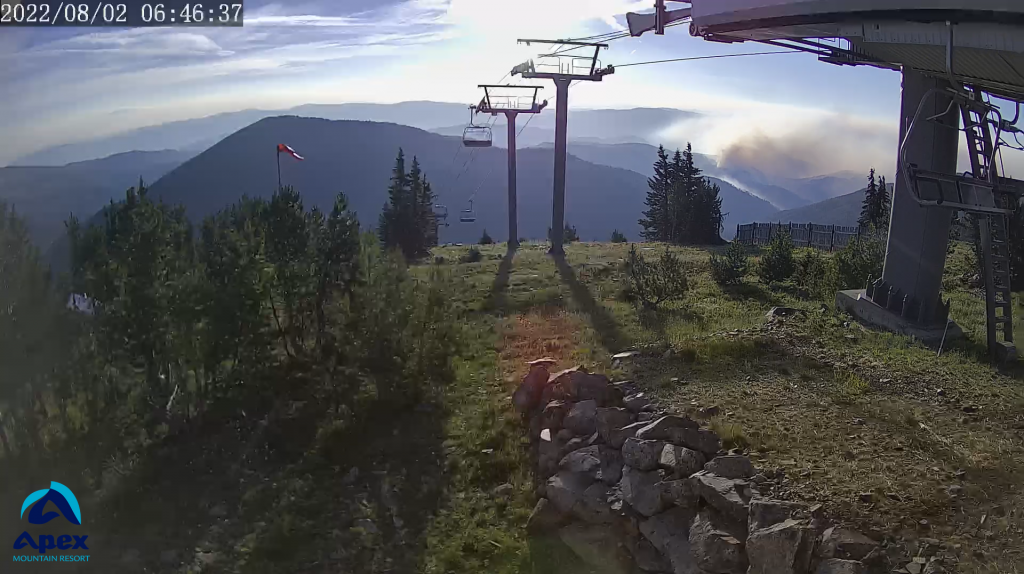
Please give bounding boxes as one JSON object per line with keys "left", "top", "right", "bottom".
{"left": 836, "top": 290, "right": 962, "bottom": 346}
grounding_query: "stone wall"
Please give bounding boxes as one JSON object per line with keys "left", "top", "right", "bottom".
{"left": 513, "top": 360, "right": 939, "bottom": 574}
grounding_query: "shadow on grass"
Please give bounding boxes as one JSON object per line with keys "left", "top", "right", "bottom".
{"left": 67, "top": 386, "right": 449, "bottom": 574}
{"left": 552, "top": 252, "right": 628, "bottom": 353}
{"left": 636, "top": 305, "right": 705, "bottom": 343}
{"left": 721, "top": 282, "right": 786, "bottom": 307}
{"left": 483, "top": 245, "right": 518, "bottom": 314}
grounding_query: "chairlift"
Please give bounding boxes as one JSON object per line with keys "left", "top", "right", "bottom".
{"left": 460, "top": 199, "right": 477, "bottom": 223}
{"left": 434, "top": 204, "right": 450, "bottom": 228}
{"left": 462, "top": 105, "right": 492, "bottom": 148}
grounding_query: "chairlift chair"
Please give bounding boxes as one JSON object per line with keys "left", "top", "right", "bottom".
{"left": 462, "top": 105, "right": 493, "bottom": 148}
{"left": 459, "top": 199, "right": 477, "bottom": 223}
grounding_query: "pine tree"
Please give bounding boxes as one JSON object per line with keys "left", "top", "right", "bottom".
{"left": 669, "top": 144, "right": 706, "bottom": 244}
{"left": 379, "top": 150, "right": 437, "bottom": 260}
{"left": 858, "top": 169, "right": 890, "bottom": 230}
{"left": 379, "top": 149, "right": 408, "bottom": 254}
{"left": 640, "top": 145, "right": 672, "bottom": 241}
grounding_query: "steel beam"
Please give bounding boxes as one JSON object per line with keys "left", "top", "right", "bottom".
{"left": 550, "top": 78, "right": 571, "bottom": 255}
{"left": 506, "top": 111, "right": 519, "bottom": 247}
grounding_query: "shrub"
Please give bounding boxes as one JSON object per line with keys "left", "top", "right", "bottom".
{"left": 610, "top": 230, "right": 628, "bottom": 243}
{"left": 756, "top": 230, "right": 795, "bottom": 284}
{"left": 709, "top": 241, "right": 748, "bottom": 286}
{"left": 835, "top": 231, "right": 885, "bottom": 290}
{"left": 794, "top": 249, "right": 838, "bottom": 301}
{"left": 623, "top": 244, "right": 689, "bottom": 308}
{"left": 479, "top": 229, "right": 494, "bottom": 245}
{"left": 460, "top": 247, "right": 482, "bottom": 263}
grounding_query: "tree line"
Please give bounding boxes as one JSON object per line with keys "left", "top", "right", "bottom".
{"left": 640, "top": 144, "right": 724, "bottom": 245}
{"left": 0, "top": 151, "right": 455, "bottom": 486}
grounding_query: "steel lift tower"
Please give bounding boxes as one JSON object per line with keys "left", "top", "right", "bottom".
{"left": 474, "top": 85, "right": 548, "bottom": 247}
{"left": 651, "top": 0, "right": 1024, "bottom": 359}
{"left": 512, "top": 40, "right": 615, "bottom": 255}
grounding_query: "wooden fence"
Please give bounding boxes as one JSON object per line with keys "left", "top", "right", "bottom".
{"left": 734, "top": 222, "right": 866, "bottom": 252}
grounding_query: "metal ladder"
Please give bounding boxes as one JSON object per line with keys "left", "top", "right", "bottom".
{"left": 962, "top": 94, "right": 1016, "bottom": 357}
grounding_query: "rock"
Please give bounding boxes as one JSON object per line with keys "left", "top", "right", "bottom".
{"left": 816, "top": 559, "right": 865, "bottom": 574}
{"left": 946, "top": 485, "right": 963, "bottom": 497}
{"left": 600, "top": 446, "right": 624, "bottom": 485}
{"left": 638, "top": 412, "right": 657, "bottom": 422}
{"left": 748, "top": 499, "right": 801, "bottom": 532}
{"left": 698, "top": 405, "right": 722, "bottom": 418}
{"left": 620, "top": 466, "right": 668, "bottom": 517}
{"left": 665, "top": 427, "right": 722, "bottom": 457}
{"left": 660, "top": 444, "right": 706, "bottom": 478}
{"left": 694, "top": 472, "right": 754, "bottom": 525}
{"left": 630, "top": 537, "right": 672, "bottom": 572}
{"left": 609, "top": 421, "right": 649, "bottom": 448}
{"left": 560, "top": 445, "right": 603, "bottom": 479}
{"left": 597, "top": 407, "right": 636, "bottom": 444}
{"left": 857, "top": 492, "right": 874, "bottom": 503}
{"left": 563, "top": 432, "right": 601, "bottom": 456}
{"left": 689, "top": 510, "right": 747, "bottom": 574}
{"left": 819, "top": 527, "right": 879, "bottom": 561}
{"left": 623, "top": 437, "right": 667, "bottom": 471}
{"left": 613, "top": 351, "right": 640, "bottom": 360}
{"left": 538, "top": 433, "right": 564, "bottom": 477}
{"left": 704, "top": 455, "right": 754, "bottom": 479}
{"left": 527, "top": 498, "right": 569, "bottom": 533}
{"left": 513, "top": 363, "right": 552, "bottom": 412}
{"left": 659, "top": 477, "right": 699, "bottom": 508}
{"left": 765, "top": 307, "right": 802, "bottom": 319}
{"left": 570, "top": 371, "right": 613, "bottom": 404}
{"left": 612, "top": 380, "right": 640, "bottom": 397}
{"left": 558, "top": 523, "right": 635, "bottom": 574}
{"left": 640, "top": 506, "right": 699, "bottom": 574}
{"left": 565, "top": 399, "right": 599, "bottom": 435}
{"left": 556, "top": 428, "right": 575, "bottom": 442}
{"left": 493, "top": 483, "right": 514, "bottom": 496}
{"left": 745, "top": 519, "right": 814, "bottom": 574}
{"left": 537, "top": 400, "right": 570, "bottom": 434}
{"left": 636, "top": 415, "right": 699, "bottom": 441}
{"left": 624, "top": 393, "right": 653, "bottom": 413}
{"left": 575, "top": 482, "right": 616, "bottom": 524}
{"left": 906, "top": 562, "right": 923, "bottom": 574}
{"left": 547, "top": 469, "right": 595, "bottom": 512}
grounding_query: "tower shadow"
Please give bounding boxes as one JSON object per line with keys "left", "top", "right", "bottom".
{"left": 484, "top": 244, "right": 518, "bottom": 314}
{"left": 551, "top": 252, "right": 627, "bottom": 353}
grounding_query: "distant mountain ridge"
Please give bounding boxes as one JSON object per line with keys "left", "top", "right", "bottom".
{"left": 771, "top": 183, "right": 894, "bottom": 227}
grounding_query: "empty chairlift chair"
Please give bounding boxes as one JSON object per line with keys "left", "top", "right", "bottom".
{"left": 463, "top": 125, "right": 492, "bottom": 148}
{"left": 460, "top": 200, "right": 477, "bottom": 223}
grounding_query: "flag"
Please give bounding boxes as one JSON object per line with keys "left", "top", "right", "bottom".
{"left": 277, "top": 143, "right": 304, "bottom": 161}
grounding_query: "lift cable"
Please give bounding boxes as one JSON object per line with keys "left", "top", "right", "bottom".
{"left": 611, "top": 50, "right": 800, "bottom": 68}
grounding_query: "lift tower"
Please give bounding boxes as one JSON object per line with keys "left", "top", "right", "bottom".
{"left": 475, "top": 85, "right": 548, "bottom": 247}
{"left": 512, "top": 40, "right": 614, "bottom": 254}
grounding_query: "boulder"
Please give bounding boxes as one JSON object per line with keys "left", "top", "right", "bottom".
{"left": 570, "top": 371, "right": 613, "bottom": 404}
{"left": 816, "top": 559, "right": 865, "bottom": 574}
{"left": 636, "top": 415, "right": 699, "bottom": 441}
{"left": 638, "top": 412, "right": 657, "bottom": 422}
{"left": 689, "top": 510, "right": 747, "bottom": 574}
{"left": 597, "top": 407, "right": 636, "bottom": 444}
{"left": 640, "top": 507, "right": 699, "bottom": 574}
{"left": 538, "top": 432, "right": 565, "bottom": 478}
{"left": 624, "top": 393, "right": 653, "bottom": 413}
{"left": 704, "top": 454, "right": 754, "bottom": 479}
{"left": 748, "top": 499, "right": 802, "bottom": 532}
{"left": 563, "top": 432, "right": 601, "bottom": 456}
{"left": 564, "top": 399, "right": 599, "bottom": 435}
{"left": 575, "top": 482, "right": 616, "bottom": 524}
{"left": 547, "top": 471, "right": 594, "bottom": 514}
{"left": 526, "top": 498, "right": 569, "bottom": 533}
{"left": 665, "top": 427, "right": 722, "bottom": 457}
{"left": 512, "top": 363, "right": 551, "bottom": 413}
{"left": 694, "top": 472, "right": 754, "bottom": 525}
{"left": 560, "top": 446, "right": 603, "bottom": 479}
{"left": 629, "top": 537, "right": 672, "bottom": 573}
{"left": 537, "top": 400, "right": 570, "bottom": 434}
{"left": 620, "top": 466, "right": 668, "bottom": 517}
{"left": 659, "top": 477, "right": 699, "bottom": 508}
{"left": 745, "top": 519, "right": 815, "bottom": 574}
{"left": 819, "top": 528, "right": 879, "bottom": 561}
{"left": 623, "top": 438, "right": 667, "bottom": 471}
{"left": 599, "top": 446, "right": 624, "bottom": 485}
{"left": 609, "top": 421, "right": 649, "bottom": 448}
{"left": 659, "top": 444, "right": 706, "bottom": 478}
{"left": 558, "top": 523, "right": 635, "bottom": 574}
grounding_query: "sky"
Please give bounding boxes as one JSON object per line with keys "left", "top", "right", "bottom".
{"left": 0, "top": 0, "right": 918, "bottom": 174}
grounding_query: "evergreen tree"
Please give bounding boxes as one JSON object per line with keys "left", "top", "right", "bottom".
{"left": 379, "top": 150, "right": 437, "bottom": 260}
{"left": 859, "top": 169, "right": 890, "bottom": 230}
{"left": 640, "top": 146, "right": 672, "bottom": 241}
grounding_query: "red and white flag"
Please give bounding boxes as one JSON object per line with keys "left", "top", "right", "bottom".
{"left": 277, "top": 143, "right": 304, "bottom": 161}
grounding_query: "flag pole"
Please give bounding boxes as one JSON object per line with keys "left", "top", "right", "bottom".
{"left": 276, "top": 148, "right": 282, "bottom": 190}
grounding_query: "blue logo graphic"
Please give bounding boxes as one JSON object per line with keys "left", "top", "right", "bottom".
{"left": 20, "top": 482, "right": 81, "bottom": 526}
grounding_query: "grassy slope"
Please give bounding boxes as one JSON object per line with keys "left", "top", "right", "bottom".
{"left": 60, "top": 241, "right": 1022, "bottom": 573}
{"left": 424, "top": 241, "right": 1023, "bottom": 574}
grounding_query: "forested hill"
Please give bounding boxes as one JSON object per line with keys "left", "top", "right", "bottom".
{"left": 146, "top": 116, "right": 654, "bottom": 245}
